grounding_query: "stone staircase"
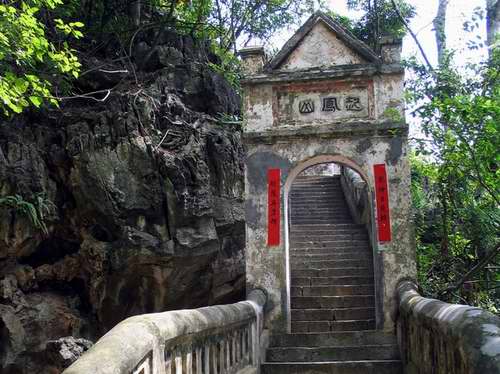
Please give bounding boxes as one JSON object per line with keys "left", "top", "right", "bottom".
{"left": 262, "top": 175, "right": 402, "bottom": 374}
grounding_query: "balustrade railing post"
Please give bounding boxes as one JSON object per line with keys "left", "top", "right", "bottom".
{"left": 166, "top": 351, "right": 172, "bottom": 374}
{"left": 204, "top": 345, "right": 210, "bottom": 374}
{"left": 225, "top": 336, "right": 231, "bottom": 371}
{"left": 211, "top": 343, "right": 218, "bottom": 374}
{"left": 251, "top": 321, "right": 258, "bottom": 365}
{"left": 186, "top": 349, "right": 193, "bottom": 374}
{"left": 175, "top": 350, "right": 182, "bottom": 374}
{"left": 195, "top": 347, "right": 202, "bottom": 374}
{"left": 232, "top": 332, "right": 237, "bottom": 367}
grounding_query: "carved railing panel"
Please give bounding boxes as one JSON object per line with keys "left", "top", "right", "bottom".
{"left": 65, "top": 290, "right": 266, "bottom": 374}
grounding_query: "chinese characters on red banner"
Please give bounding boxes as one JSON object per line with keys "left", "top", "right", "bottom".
{"left": 374, "top": 164, "right": 392, "bottom": 242}
{"left": 267, "top": 169, "right": 281, "bottom": 246}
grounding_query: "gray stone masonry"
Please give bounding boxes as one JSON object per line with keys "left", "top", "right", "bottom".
{"left": 242, "top": 11, "right": 414, "bottom": 334}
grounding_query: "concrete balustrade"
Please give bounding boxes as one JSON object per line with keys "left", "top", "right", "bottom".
{"left": 63, "top": 290, "right": 266, "bottom": 374}
{"left": 397, "top": 281, "right": 500, "bottom": 374}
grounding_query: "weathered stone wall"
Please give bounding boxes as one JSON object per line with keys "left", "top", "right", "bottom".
{"left": 241, "top": 12, "right": 414, "bottom": 333}
{"left": 397, "top": 281, "right": 500, "bottom": 374}
{"left": 340, "top": 167, "right": 371, "bottom": 227}
{"left": 0, "top": 30, "right": 245, "bottom": 373}
{"left": 244, "top": 124, "right": 415, "bottom": 332}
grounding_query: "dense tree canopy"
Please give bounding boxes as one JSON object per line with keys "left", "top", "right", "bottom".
{"left": 406, "top": 4, "right": 499, "bottom": 311}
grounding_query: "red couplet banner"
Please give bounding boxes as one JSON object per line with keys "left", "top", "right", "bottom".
{"left": 267, "top": 168, "right": 281, "bottom": 246}
{"left": 374, "top": 164, "right": 392, "bottom": 242}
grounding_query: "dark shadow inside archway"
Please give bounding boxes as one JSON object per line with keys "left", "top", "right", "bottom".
{"left": 286, "top": 161, "right": 377, "bottom": 333}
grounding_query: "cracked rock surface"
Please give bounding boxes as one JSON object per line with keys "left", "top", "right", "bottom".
{"left": 0, "top": 30, "right": 244, "bottom": 373}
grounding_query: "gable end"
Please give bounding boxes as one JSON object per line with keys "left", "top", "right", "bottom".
{"left": 267, "top": 11, "right": 381, "bottom": 71}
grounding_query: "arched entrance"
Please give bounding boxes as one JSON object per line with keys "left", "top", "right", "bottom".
{"left": 240, "top": 11, "right": 415, "bottom": 336}
{"left": 283, "top": 155, "right": 379, "bottom": 333}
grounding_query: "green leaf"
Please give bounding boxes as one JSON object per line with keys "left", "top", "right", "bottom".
{"left": 29, "top": 96, "right": 42, "bottom": 107}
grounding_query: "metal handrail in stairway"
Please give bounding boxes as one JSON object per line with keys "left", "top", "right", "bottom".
{"left": 63, "top": 290, "right": 267, "bottom": 374}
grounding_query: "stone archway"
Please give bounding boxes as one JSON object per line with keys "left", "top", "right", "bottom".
{"left": 241, "top": 11, "right": 416, "bottom": 335}
{"left": 283, "top": 155, "right": 379, "bottom": 333}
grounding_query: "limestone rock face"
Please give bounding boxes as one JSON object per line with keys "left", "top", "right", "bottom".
{"left": 0, "top": 30, "right": 244, "bottom": 373}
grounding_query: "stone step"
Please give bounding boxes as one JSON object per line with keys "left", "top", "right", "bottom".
{"left": 292, "top": 268, "right": 373, "bottom": 278}
{"left": 291, "top": 206, "right": 351, "bottom": 211}
{"left": 291, "top": 253, "right": 371, "bottom": 261}
{"left": 291, "top": 224, "right": 365, "bottom": 230}
{"left": 291, "top": 248, "right": 370, "bottom": 256}
{"left": 291, "top": 196, "right": 346, "bottom": 201}
{"left": 290, "top": 233, "right": 368, "bottom": 240}
{"left": 291, "top": 247, "right": 370, "bottom": 254}
{"left": 266, "top": 345, "right": 399, "bottom": 362}
{"left": 291, "top": 236, "right": 368, "bottom": 244}
{"left": 290, "top": 229, "right": 367, "bottom": 236}
{"left": 292, "top": 276, "right": 374, "bottom": 286}
{"left": 292, "top": 216, "right": 352, "bottom": 221}
{"left": 291, "top": 207, "right": 350, "bottom": 211}
{"left": 291, "top": 200, "right": 347, "bottom": 206}
{"left": 292, "top": 240, "right": 368, "bottom": 249}
{"left": 291, "top": 216, "right": 353, "bottom": 222}
{"left": 291, "top": 285, "right": 374, "bottom": 297}
{"left": 291, "top": 207, "right": 349, "bottom": 212}
{"left": 291, "top": 198, "right": 345, "bottom": 202}
{"left": 291, "top": 260, "right": 372, "bottom": 270}
{"left": 291, "top": 213, "right": 352, "bottom": 218}
{"left": 292, "top": 220, "right": 355, "bottom": 225}
{"left": 291, "top": 183, "right": 342, "bottom": 188}
{"left": 291, "top": 196, "right": 344, "bottom": 200}
{"left": 261, "top": 361, "right": 403, "bottom": 374}
{"left": 292, "top": 319, "right": 376, "bottom": 333}
{"left": 291, "top": 193, "right": 344, "bottom": 198}
{"left": 290, "top": 210, "right": 353, "bottom": 216}
{"left": 291, "top": 210, "right": 351, "bottom": 215}
{"left": 291, "top": 188, "right": 342, "bottom": 193}
{"left": 290, "top": 236, "right": 368, "bottom": 243}
{"left": 291, "top": 307, "right": 375, "bottom": 321}
{"left": 291, "top": 296, "right": 374, "bottom": 309}
{"left": 292, "top": 175, "right": 340, "bottom": 186}
{"left": 269, "top": 331, "right": 397, "bottom": 348}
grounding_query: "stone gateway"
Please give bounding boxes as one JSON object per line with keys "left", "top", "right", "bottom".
{"left": 240, "top": 11, "right": 415, "bottom": 335}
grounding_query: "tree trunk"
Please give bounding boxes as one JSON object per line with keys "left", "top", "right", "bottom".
{"left": 486, "top": 0, "right": 500, "bottom": 51}
{"left": 433, "top": 0, "right": 449, "bottom": 65}
{"left": 129, "top": 0, "right": 141, "bottom": 26}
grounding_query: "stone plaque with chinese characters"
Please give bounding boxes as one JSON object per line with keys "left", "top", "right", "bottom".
{"left": 273, "top": 80, "right": 373, "bottom": 125}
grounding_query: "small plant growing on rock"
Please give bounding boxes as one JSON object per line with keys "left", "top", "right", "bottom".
{"left": 0, "top": 193, "right": 55, "bottom": 234}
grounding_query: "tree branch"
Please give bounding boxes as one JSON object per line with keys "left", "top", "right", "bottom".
{"left": 440, "top": 244, "right": 500, "bottom": 297}
{"left": 390, "top": 0, "right": 434, "bottom": 71}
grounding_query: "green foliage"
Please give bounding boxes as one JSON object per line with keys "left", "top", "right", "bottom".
{"left": 0, "top": 0, "right": 83, "bottom": 116}
{"left": 208, "top": 45, "right": 242, "bottom": 91}
{"left": 204, "top": 0, "right": 319, "bottom": 52}
{"left": 407, "top": 41, "right": 500, "bottom": 311}
{"left": 382, "top": 107, "right": 404, "bottom": 122}
{"left": 0, "top": 194, "right": 55, "bottom": 234}
{"left": 345, "top": 0, "right": 415, "bottom": 48}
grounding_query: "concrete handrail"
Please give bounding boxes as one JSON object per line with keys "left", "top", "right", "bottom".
{"left": 397, "top": 280, "right": 500, "bottom": 374}
{"left": 64, "top": 289, "right": 267, "bottom": 374}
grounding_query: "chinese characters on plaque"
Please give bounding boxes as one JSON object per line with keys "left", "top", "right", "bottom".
{"left": 299, "top": 96, "right": 364, "bottom": 114}
{"left": 267, "top": 169, "right": 281, "bottom": 246}
{"left": 374, "top": 164, "right": 391, "bottom": 242}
